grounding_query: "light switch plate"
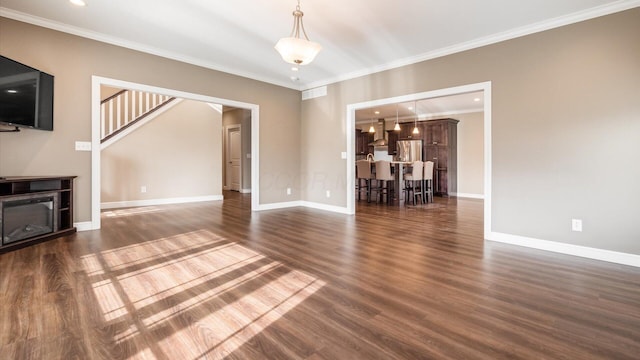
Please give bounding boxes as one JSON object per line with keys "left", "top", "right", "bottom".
{"left": 75, "top": 141, "right": 92, "bottom": 151}
{"left": 341, "top": 152, "right": 347, "bottom": 159}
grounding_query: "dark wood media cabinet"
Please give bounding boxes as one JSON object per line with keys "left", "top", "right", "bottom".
{"left": 0, "top": 176, "right": 77, "bottom": 253}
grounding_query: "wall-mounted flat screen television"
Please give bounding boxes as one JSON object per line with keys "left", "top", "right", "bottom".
{"left": 0, "top": 55, "right": 54, "bottom": 131}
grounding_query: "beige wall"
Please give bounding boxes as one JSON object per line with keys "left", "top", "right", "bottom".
{"left": 100, "top": 85, "right": 122, "bottom": 101}
{"left": 222, "top": 108, "right": 252, "bottom": 191}
{"left": 455, "top": 112, "right": 484, "bottom": 196}
{"left": 0, "top": 17, "right": 301, "bottom": 222}
{"left": 301, "top": 9, "right": 640, "bottom": 254}
{"left": 101, "top": 100, "right": 222, "bottom": 204}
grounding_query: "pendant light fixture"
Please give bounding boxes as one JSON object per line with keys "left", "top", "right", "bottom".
{"left": 412, "top": 101, "right": 420, "bottom": 134}
{"left": 275, "top": 1, "right": 322, "bottom": 65}
{"left": 368, "top": 118, "right": 376, "bottom": 133}
{"left": 394, "top": 104, "right": 401, "bottom": 131}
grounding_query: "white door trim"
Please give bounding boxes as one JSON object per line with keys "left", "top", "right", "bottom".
{"left": 91, "top": 76, "right": 260, "bottom": 230}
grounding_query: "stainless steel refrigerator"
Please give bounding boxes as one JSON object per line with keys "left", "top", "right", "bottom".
{"left": 396, "top": 139, "right": 423, "bottom": 162}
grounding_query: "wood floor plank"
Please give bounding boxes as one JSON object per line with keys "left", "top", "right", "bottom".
{"left": 1, "top": 192, "right": 639, "bottom": 359}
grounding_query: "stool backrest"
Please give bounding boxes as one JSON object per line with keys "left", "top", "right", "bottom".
{"left": 356, "top": 160, "right": 372, "bottom": 179}
{"left": 410, "top": 161, "right": 423, "bottom": 180}
{"left": 374, "top": 161, "right": 393, "bottom": 181}
{"left": 423, "top": 161, "right": 434, "bottom": 180}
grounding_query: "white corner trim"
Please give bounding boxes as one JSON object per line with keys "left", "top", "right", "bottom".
{"left": 301, "top": 201, "right": 352, "bottom": 215}
{"left": 487, "top": 232, "right": 640, "bottom": 268}
{"left": 239, "top": 188, "right": 252, "bottom": 194}
{"left": 101, "top": 195, "right": 223, "bottom": 210}
{"left": 101, "top": 98, "right": 184, "bottom": 149}
{"left": 451, "top": 192, "right": 485, "bottom": 199}
{"left": 74, "top": 221, "right": 95, "bottom": 232}
{"left": 255, "top": 201, "right": 303, "bottom": 211}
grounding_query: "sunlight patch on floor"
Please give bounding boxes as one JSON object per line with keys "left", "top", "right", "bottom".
{"left": 102, "top": 206, "right": 165, "bottom": 218}
{"left": 79, "top": 229, "right": 325, "bottom": 359}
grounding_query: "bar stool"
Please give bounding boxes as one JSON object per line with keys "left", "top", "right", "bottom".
{"left": 356, "top": 160, "right": 373, "bottom": 202}
{"left": 403, "top": 161, "right": 423, "bottom": 205}
{"left": 423, "top": 161, "right": 434, "bottom": 203}
{"left": 372, "top": 160, "right": 394, "bottom": 204}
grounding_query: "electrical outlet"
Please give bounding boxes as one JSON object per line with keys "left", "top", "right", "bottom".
{"left": 571, "top": 219, "right": 582, "bottom": 232}
{"left": 286, "top": 188, "right": 291, "bottom": 195}
{"left": 326, "top": 190, "right": 331, "bottom": 198}
{"left": 141, "top": 186, "right": 147, "bottom": 193}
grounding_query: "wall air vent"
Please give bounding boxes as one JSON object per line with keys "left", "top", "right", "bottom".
{"left": 302, "top": 86, "right": 327, "bottom": 101}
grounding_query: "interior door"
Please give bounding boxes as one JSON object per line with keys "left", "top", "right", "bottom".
{"left": 227, "top": 127, "right": 242, "bottom": 191}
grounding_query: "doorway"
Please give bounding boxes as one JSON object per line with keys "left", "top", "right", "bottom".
{"left": 346, "top": 81, "right": 492, "bottom": 238}
{"left": 225, "top": 125, "right": 242, "bottom": 192}
{"left": 90, "top": 76, "right": 260, "bottom": 230}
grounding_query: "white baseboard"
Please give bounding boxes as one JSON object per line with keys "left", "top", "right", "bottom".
{"left": 301, "top": 201, "right": 351, "bottom": 214}
{"left": 74, "top": 221, "right": 95, "bottom": 232}
{"left": 487, "top": 231, "right": 640, "bottom": 268}
{"left": 256, "top": 200, "right": 351, "bottom": 215}
{"left": 240, "top": 188, "right": 252, "bottom": 194}
{"left": 451, "top": 192, "right": 485, "bottom": 199}
{"left": 256, "top": 201, "right": 302, "bottom": 211}
{"left": 101, "top": 195, "right": 223, "bottom": 209}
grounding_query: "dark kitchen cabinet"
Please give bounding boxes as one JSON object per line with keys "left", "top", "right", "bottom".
{"left": 423, "top": 119, "right": 458, "bottom": 196}
{"left": 355, "top": 129, "right": 374, "bottom": 155}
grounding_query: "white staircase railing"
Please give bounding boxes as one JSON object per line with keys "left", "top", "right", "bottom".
{"left": 101, "top": 90, "right": 175, "bottom": 142}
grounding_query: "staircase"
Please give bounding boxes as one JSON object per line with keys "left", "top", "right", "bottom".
{"left": 101, "top": 89, "right": 176, "bottom": 143}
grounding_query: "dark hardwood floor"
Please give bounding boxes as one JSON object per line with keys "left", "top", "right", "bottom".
{"left": 1, "top": 192, "right": 639, "bottom": 359}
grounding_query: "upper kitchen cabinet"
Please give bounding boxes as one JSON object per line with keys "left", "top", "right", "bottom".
{"left": 355, "top": 129, "right": 374, "bottom": 155}
{"left": 386, "top": 130, "right": 399, "bottom": 155}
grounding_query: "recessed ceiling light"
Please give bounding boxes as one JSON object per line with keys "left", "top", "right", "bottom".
{"left": 474, "top": 98, "right": 481, "bottom": 102}
{"left": 408, "top": 106, "right": 413, "bottom": 110}
{"left": 291, "top": 67, "right": 299, "bottom": 72}
{"left": 70, "top": 0, "right": 86, "bottom": 6}
{"left": 6, "top": 89, "right": 17, "bottom": 94}
{"left": 290, "top": 76, "right": 299, "bottom": 81}
{"left": 374, "top": 111, "right": 380, "bottom": 114}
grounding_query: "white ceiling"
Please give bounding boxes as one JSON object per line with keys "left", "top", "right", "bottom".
{"left": 0, "top": 0, "right": 636, "bottom": 91}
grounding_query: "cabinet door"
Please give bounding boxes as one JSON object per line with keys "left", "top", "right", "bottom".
{"left": 355, "top": 129, "right": 364, "bottom": 154}
{"left": 436, "top": 169, "right": 448, "bottom": 194}
{"left": 365, "top": 132, "right": 374, "bottom": 154}
{"left": 426, "top": 122, "right": 447, "bottom": 145}
{"left": 387, "top": 130, "right": 398, "bottom": 155}
{"left": 425, "top": 145, "right": 446, "bottom": 168}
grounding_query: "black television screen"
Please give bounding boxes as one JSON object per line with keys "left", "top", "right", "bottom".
{"left": 0, "top": 55, "right": 54, "bottom": 131}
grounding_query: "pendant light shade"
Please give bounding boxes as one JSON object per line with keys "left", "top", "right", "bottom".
{"left": 369, "top": 118, "right": 376, "bottom": 133}
{"left": 275, "top": 1, "right": 322, "bottom": 65}
{"left": 412, "top": 101, "right": 419, "bottom": 134}
{"left": 394, "top": 105, "right": 401, "bottom": 131}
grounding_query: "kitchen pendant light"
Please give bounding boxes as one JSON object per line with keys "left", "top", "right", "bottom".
{"left": 368, "top": 118, "right": 376, "bottom": 133}
{"left": 394, "top": 104, "right": 401, "bottom": 131}
{"left": 275, "top": 1, "right": 322, "bottom": 65}
{"left": 412, "top": 101, "right": 419, "bottom": 134}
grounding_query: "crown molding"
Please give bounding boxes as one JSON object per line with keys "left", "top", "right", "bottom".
{"left": 3, "top": 1, "right": 638, "bottom": 92}
{"left": 0, "top": 8, "right": 301, "bottom": 91}
{"left": 303, "top": 0, "right": 640, "bottom": 90}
